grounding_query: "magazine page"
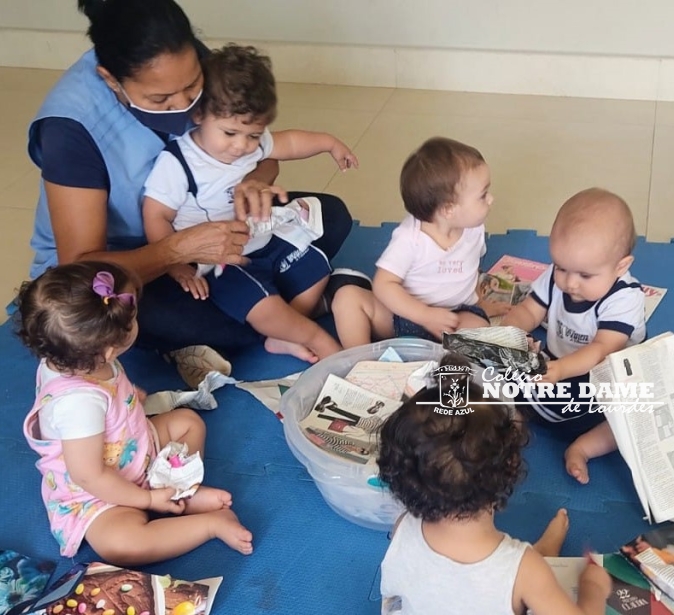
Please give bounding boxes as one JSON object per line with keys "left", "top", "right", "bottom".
{"left": 344, "top": 360, "right": 435, "bottom": 402}
{"left": 31, "top": 562, "right": 222, "bottom": 615}
{"left": 481, "top": 256, "right": 548, "bottom": 325}
{"left": 622, "top": 526, "right": 674, "bottom": 604}
{"left": 643, "top": 285, "right": 667, "bottom": 323}
{"left": 300, "top": 373, "right": 402, "bottom": 465}
{"left": 0, "top": 550, "right": 55, "bottom": 615}
{"left": 592, "top": 333, "right": 674, "bottom": 523}
{"left": 537, "top": 554, "right": 671, "bottom": 614}
{"left": 527, "top": 555, "right": 602, "bottom": 614}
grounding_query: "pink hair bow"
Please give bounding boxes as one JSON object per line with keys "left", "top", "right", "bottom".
{"left": 92, "top": 271, "right": 135, "bottom": 306}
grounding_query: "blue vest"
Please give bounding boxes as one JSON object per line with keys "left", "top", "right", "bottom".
{"left": 28, "top": 50, "right": 167, "bottom": 277}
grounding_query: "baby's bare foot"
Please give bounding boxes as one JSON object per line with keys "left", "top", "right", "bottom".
{"left": 184, "top": 486, "right": 232, "bottom": 514}
{"left": 264, "top": 338, "right": 319, "bottom": 363}
{"left": 210, "top": 509, "right": 253, "bottom": 555}
{"left": 565, "top": 443, "right": 590, "bottom": 484}
{"left": 534, "top": 508, "right": 569, "bottom": 557}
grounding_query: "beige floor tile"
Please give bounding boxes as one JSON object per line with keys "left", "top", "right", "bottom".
{"left": 0, "top": 167, "right": 40, "bottom": 211}
{"left": 0, "top": 153, "right": 34, "bottom": 194}
{"left": 328, "top": 112, "right": 653, "bottom": 235}
{"left": 276, "top": 83, "right": 393, "bottom": 112}
{"left": 655, "top": 101, "right": 674, "bottom": 127}
{"left": 273, "top": 107, "right": 376, "bottom": 193}
{"left": 0, "top": 66, "right": 62, "bottom": 92}
{"left": 0, "top": 208, "right": 35, "bottom": 324}
{"left": 384, "top": 89, "right": 656, "bottom": 126}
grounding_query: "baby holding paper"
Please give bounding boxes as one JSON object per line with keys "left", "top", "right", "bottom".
{"left": 502, "top": 188, "right": 646, "bottom": 484}
{"left": 20, "top": 262, "right": 253, "bottom": 565}
{"left": 143, "top": 44, "right": 357, "bottom": 362}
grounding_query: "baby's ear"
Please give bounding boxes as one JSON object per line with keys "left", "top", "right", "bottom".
{"left": 616, "top": 254, "right": 634, "bottom": 276}
{"left": 439, "top": 202, "right": 455, "bottom": 219}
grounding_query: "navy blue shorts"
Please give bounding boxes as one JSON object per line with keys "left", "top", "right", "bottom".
{"left": 207, "top": 236, "right": 331, "bottom": 323}
{"left": 515, "top": 373, "right": 606, "bottom": 440}
{"left": 392, "top": 303, "right": 489, "bottom": 341}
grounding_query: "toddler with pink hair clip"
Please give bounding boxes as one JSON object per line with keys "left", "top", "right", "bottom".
{"left": 19, "top": 261, "right": 252, "bottom": 566}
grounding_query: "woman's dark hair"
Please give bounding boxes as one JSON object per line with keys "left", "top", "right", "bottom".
{"left": 78, "top": 0, "right": 198, "bottom": 81}
{"left": 16, "top": 261, "right": 141, "bottom": 373}
{"left": 377, "top": 354, "right": 528, "bottom": 522}
{"left": 198, "top": 44, "right": 277, "bottom": 122}
{"left": 400, "top": 137, "right": 485, "bottom": 223}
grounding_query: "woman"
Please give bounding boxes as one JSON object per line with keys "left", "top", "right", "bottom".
{"left": 27, "top": 0, "right": 356, "bottom": 383}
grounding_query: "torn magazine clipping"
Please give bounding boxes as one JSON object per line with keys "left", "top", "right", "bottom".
{"left": 7, "top": 560, "right": 221, "bottom": 615}
{"left": 442, "top": 326, "right": 547, "bottom": 376}
{"left": 590, "top": 332, "right": 674, "bottom": 524}
{"left": 621, "top": 524, "right": 674, "bottom": 610}
{"left": 479, "top": 254, "right": 666, "bottom": 326}
{"left": 300, "top": 374, "right": 404, "bottom": 465}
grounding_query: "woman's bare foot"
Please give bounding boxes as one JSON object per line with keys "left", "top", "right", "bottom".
{"left": 264, "top": 338, "right": 319, "bottom": 363}
{"left": 209, "top": 509, "right": 253, "bottom": 555}
{"left": 533, "top": 508, "right": 569, "bottom": 557}
{"left": 565, "top": 443, "right": 590, "bottom": 485}
{"left": 184, "top": 486, "right": 232, "bottom": 514}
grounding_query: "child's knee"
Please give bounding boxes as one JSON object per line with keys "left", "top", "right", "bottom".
{"left": 332, "top": 285, "right": 372, "bottom": 315}
{"left": 174, "top": 407, "right": 206, "bottom": 435}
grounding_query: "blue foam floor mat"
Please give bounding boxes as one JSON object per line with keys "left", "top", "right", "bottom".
{"left": 1, "top": 225, "right": 673, "bottom": 614}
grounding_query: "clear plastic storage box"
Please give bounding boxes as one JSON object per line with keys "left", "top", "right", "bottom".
{"left": 282, "top": 339, "right": 445, "bottom": 531}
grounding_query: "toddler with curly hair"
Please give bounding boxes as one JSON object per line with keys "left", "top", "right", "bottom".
{"left": 377, "top": 355, "right": 610, "bottom": 615}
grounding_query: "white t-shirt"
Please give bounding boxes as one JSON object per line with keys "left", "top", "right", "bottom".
{"left": 37, "top": 360, "right": 111, "bottom": 440}
{"left": 381, "top": 513, "right": 528, "bottom": 615}
{"left": 143, "top": 128, "right": 274, "bottom": 232}
{"left": 376, "top": 215, "right": 486, "bottom": 308}
{"left": 530, "top": 264, "right": 646, "bottom": 359}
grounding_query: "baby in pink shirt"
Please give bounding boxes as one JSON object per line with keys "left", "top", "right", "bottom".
{"left": 333, "top": 137, "right": 497, "bottom": 347}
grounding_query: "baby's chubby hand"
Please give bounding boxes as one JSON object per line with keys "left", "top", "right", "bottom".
{"left": 330, "top": 138, "right": 359, "bottom": 171}
{"left": 421, "top": 306, "right": 460, "bottom": 341}
{"left": 148, "top": 487, "right": 187, "bottom": 515}
{"left": 539, "top": 359, "right": 563, "bottom": 384}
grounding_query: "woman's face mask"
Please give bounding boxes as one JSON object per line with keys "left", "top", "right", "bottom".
{"left": 119, "top": 85, "right": 202, "bottom": 136}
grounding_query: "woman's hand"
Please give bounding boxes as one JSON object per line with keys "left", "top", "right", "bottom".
{"left": 171, "top": 220, "right": 251, "bottom": 267}
{"left": 167, "top": 264, "right": 209, "bottom": 300}
{"left": 233, "top": 180, "right": 288, "bottom": 222}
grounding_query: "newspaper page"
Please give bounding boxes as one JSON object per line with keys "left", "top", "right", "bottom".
{"left": 300, "top": 373, "right": 402, "bottom": 465}
{"left": 345, "top": 360, "right": 436, "bottom": 401}
{"left": 591, "top": 332, "right": 674, "bottom": 523}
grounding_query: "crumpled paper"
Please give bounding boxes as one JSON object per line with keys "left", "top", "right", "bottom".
{"left": 442, "top": 327, "right": 547, "bottom": 375}
{"left": 147, "top": 442, "right": 204, "bottom": 500}
{"left": 197, "top": 197, "right": 324, "bottom": 278}
{"left": 143, "top": 371, "right": 238, "bottom": 416}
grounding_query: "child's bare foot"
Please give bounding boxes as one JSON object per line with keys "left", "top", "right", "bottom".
{"left": 565, "top": 443, "right": 590, "bottom": 484}
{"left": 209, "top": 509, "right": 253, "bottom": 555}
{"left": 533, "top": 508, "right": 569, "bottom": 557}
{"left": 264, "top": 338, "right": 319, "bottom": 363}
{"left": 184, "top": 486, "right": 232, "bottom": 514}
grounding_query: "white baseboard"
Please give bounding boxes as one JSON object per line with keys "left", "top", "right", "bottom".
{"left": 3, "top": 28, "right": 674, "bottom": 101}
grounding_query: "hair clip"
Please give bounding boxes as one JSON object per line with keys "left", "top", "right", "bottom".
{"left": 92, "top": 271, "right": 136, "bottom": 306}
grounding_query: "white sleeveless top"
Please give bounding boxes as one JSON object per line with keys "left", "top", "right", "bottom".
{"left": 380, "top": 514, "right": 529, "bottom": 614}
